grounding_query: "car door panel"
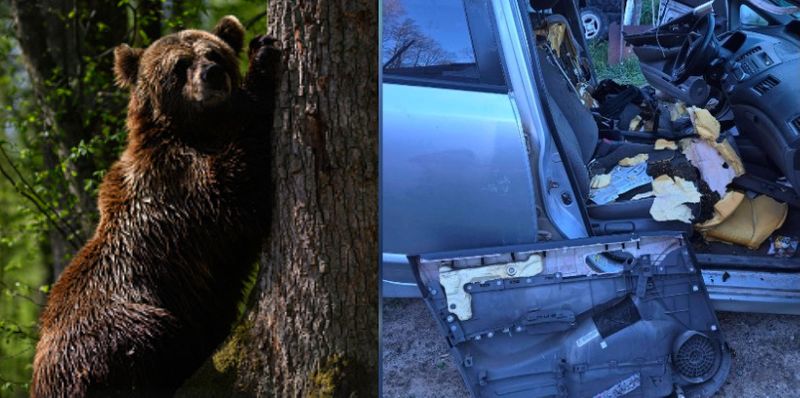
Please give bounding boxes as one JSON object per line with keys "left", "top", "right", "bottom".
{"left": 382, "top": 83, "right": 538, "bottom": 296}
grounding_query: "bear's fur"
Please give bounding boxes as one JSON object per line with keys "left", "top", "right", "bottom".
{"left": 30, "top": 16, "right": 279, "bottom": 397}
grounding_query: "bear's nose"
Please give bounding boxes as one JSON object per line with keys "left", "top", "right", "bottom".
{"left": 201, "top": 64, "right": 226, "bottom": 89}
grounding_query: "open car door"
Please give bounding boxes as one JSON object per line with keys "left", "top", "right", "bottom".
{"left": 410, "top": 233, "right": 731, "bottom": 397}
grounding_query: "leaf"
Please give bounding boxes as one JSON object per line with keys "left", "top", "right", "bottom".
{"left": 3, "top": 262, "right": 21, "bottom": 272}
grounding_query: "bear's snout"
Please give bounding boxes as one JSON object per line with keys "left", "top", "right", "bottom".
{"left": 184, "top": 60, "right": 231, "bottom": 106}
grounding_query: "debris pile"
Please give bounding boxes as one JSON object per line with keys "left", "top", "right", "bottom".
{"left": 531, "top": 7, "right": 796, "bottom": 254}
{"left": 588, "top": 79, "right": 792, "bottom": 252}
{"left": 589, "top": 162, "right": 651, "bottom": 205}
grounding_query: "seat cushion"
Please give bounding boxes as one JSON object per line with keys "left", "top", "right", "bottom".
{"left": 588, "top": 142, "right": 717, "bottom": 225}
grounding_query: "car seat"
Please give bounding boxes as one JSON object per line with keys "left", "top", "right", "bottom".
{"left": 536, "top": 48, "right": 695, "bottom": 234}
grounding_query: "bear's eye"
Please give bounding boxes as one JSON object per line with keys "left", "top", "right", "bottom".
{"left": 173, "top": 59, "right": 191, "bottom": 75}
{"left": 207, "top": 51, "right": 223, "bottom": 64}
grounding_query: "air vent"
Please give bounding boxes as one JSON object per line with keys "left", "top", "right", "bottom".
{"left": 792, "top": 115, "right": 800, "bottom": 133}
{"left": 736, "top": 46, "right": 762, "bottom": 62}
{"left": 754, "top": 75, "right": 780, "bottom": 95}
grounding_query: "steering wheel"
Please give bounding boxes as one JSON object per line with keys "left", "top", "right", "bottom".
{"left": 672, "top": 13, "right": 718, "bottom": 84}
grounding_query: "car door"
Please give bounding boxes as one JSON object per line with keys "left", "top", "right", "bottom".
{"left": 381, "top": 0, "right": 540, "bottom": 297}
{"left": 410, "top": 232, "right": 732, "bottom": 397}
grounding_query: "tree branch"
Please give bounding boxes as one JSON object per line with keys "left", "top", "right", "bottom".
{"left": 0, "top": 159, "right": 81, "bottom": 251}
{"left": 245, "top": 11, "right": 268, "bottom": 30}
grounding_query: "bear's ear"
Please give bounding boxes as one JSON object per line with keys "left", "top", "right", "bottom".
{"left": 114, "top": 44, "right": 143, "bottom": 89}
{"left": 213, "top": 15, "right": 245, "bottom": 54}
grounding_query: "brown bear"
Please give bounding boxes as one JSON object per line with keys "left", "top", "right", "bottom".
{"left": 30, "top": 16, "right": 278, "bottom": 397}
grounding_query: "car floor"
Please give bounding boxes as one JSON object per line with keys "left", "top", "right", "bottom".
{"left": 694, "top": 206, "right": 800, "bottom": 258}
{"left": 382, "top": 298, "right": 800, "bottom": 398}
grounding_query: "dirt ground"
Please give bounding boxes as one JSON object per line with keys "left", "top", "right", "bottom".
{"left": 382, "top": 298, "right": 800, "bottom": 398}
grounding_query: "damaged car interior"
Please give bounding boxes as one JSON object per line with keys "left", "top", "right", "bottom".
{"left": 532, "top": 0, "right": 800, "bottom": 266}
{"left": 390, "top": 0, "right": 800, "bottom": 396}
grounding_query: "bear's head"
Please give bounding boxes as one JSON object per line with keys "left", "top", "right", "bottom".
{"left": 114, "top": 16, "right": 245, "bottom": 125}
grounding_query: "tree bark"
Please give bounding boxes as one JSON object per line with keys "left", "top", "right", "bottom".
{"left": 231, "top": 0, "right": 379, "bottom": 396}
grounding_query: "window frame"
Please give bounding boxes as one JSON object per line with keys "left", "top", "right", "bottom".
{"left": 382, "top": 0, "right": 508, "bottom": 93}
{"left": 739, "top": 3, "right": 771, "bottom": 27}
{"left": 728, "top": 0, "right": 791, "bottom": 29}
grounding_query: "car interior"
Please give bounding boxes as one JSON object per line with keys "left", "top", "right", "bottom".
{"left": 528, "top": 0, "right": 800, "bottom": 269}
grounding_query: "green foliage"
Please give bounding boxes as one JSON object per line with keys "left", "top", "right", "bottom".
{"left": 588, "top": 40, "right": 647, "bottom": 87}
{"left": 205, "top": 0, "right": 268, "bottom": 74}
{"left": 0, "top": 1, "right": 270, "bottom": 396}
{"left": 640, "top": 0, "right": 659, "bottom": 26}
{"left": 0, "top": 12, "right": 50, "bottom": 394}
{"left": 0, "top": 130, "right": 47, "bottom": 396}
{"left": 0, "top": 174, "right": 46, "bottom": 396}
{"left": 585, "top": 0, "right": 660, "bottom": 88}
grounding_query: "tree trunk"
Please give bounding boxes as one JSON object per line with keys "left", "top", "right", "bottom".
{"left": 231, "top": 0, "right": 379, "bottom": 396}
{"left": 631, "top": 0, "right": 643, "bottom": 25}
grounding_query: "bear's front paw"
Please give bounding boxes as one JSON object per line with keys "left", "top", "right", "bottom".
{"left": 248, "top": 35, "right": 281, "bottom": 66}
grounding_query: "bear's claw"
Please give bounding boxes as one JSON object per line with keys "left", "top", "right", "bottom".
{"left": 245, "top": 35, "right": 280, "bottom": 96}
{"left": 249, "top": 35, "right": 280, "bottom": 63}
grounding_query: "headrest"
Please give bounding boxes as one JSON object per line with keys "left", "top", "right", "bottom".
{"left": 530, "top": 0, "right": 561, "bottom": 11}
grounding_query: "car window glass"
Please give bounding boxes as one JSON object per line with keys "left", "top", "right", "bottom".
{"left": 740, "top": 4, "right": 769, "bottom": 26}
{"left": 382, "top": 0, "right": 479, "bottom": 82}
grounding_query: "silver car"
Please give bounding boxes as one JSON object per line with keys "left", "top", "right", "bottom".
{"left": 382, "top": 0, "right": 800, "bottom": 314}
